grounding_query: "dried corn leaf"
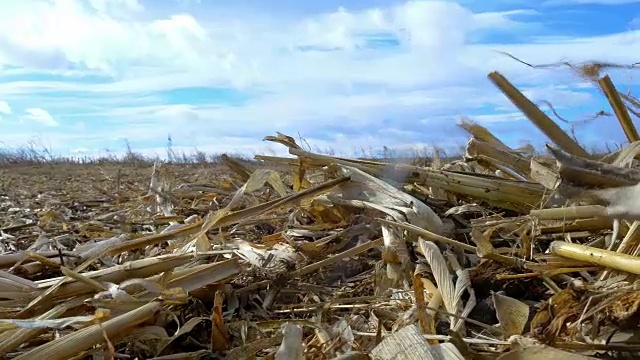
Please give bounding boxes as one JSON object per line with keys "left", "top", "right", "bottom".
{"left": 370, "top": 324, "right": 465, "bottom": 360}
{"left": 492, "top": 292, "right": 530, "bottom": 337}
{"left": 497, "top": 344, "right": 597, "bottom": 360}
{"left": 275, "top": 322, "right": 304, "bottom": 360}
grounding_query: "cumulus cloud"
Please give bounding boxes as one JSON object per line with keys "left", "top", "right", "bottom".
{"left": 22, "top": 108, "right": 59, "bottom": 127}
{"left": 88, "top": 0, "right": 144, "bottom": 14}
{"left": 0, "top": 1, "right": 548, "bottom": 86}
{"left": 0, "top": 0, "right": 637, "bottom": 156}
{"left": 0, "top": 101, "right": 11, "bottom": 115}
{"left": 0, "top": 1, "right": 206, "bottom": 72}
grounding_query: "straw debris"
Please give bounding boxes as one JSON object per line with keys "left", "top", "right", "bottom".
{"left": 1, "top": 67, "right": 640, "bottom": 359}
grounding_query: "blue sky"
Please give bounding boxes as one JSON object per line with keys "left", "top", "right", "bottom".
{"left": 0, "top": 0, "right": 639, "bottom": 158}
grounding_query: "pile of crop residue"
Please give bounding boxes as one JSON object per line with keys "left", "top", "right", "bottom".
{"left": 1, "top": 69, "right": 640, "bottom": 359}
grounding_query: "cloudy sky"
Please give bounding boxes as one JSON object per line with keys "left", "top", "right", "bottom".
{"left": 0, "top": 0, "right": 638, "bottom": 158}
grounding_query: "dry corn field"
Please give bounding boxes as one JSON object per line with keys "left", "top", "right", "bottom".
{"left": 1, "top": 69, "right": 640, "bottom": 360}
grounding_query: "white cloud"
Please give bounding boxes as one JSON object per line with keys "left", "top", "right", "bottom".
{"left": 88, "top": 0, "right": 144, "bottom": 14}
{"left": 22, "top": 108, "right": 59, "bottom": 127}
{"left": 0, "top": 0, "right": 206, "bottom": 72}
{"left": 0, "top": 1, "right": 543, "bottom": 88}
{"left": 467, "top": 112, "right": 527, "bottom": 124}
{"left": 0, "top": 101, "right": 11, "bottom": 115}
{"left": 71, "top": 147, "right": 90, "bottom": 154}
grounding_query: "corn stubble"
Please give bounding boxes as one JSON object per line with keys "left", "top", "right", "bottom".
{"left": 0, "top": 64, "right": 639, "bottom": 359}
